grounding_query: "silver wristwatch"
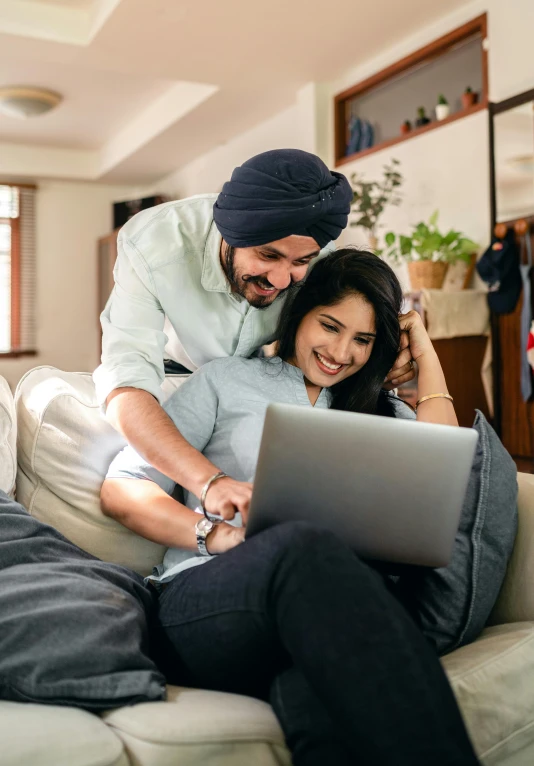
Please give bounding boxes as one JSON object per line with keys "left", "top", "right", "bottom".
{"left": 195, "top": 517, "right": 216, "bottom": 556}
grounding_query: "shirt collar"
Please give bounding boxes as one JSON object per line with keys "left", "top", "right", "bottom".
{"left": 201, "top": 218, "right": 231, "bottom": 293}
{"left": 272, "top": 357, "right": 332, "bottom": 406}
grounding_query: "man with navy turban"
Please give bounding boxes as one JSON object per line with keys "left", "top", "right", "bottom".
{"left": 95, "top": 149, "right": 411, "bottom": 509}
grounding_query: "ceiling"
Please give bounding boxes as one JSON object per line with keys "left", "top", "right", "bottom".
{"left": 0, "top": 0, "right": 474, "bottom": 185}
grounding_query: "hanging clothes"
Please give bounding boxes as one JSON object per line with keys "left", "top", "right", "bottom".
{"left": 520, "top": 233, "right": 533, "bottom": 401}
{"left": 476, "top": 229, "right": 522, "bottom": 314}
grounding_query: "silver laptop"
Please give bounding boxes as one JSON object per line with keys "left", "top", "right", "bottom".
{"left": 246, "top": 403, "right": 478, "bottom": 568}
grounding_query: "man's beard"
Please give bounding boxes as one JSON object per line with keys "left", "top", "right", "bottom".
{"left": 223, "top": 245, "right": 302, "bottom": 309}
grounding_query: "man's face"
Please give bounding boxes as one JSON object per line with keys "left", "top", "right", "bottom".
{"left": 221, "top": 235, "right": 321, "bottom": 308}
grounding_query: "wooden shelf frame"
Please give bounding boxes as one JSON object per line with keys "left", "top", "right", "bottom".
{"left": 334, "top": 13, "right": 488, "bottom": 166}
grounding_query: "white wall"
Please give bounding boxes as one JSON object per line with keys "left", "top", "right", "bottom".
{"left": 488, "top": 0, "right": 534, "bottom": 102}
{"left": 336, "top": 110, "right": 490, "bottom": 290}
{"left": 0, "top": 179, "right": 136, "bottom": 390}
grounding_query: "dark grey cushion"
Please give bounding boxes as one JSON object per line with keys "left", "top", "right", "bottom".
{"left": 0, "top": 491, "right": 166, "bottom": 710}
{"left": 395, "top": 410, "right": 518, "bottom": 656}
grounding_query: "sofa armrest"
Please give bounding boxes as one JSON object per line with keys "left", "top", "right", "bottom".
{"left": 0, "top": 376, "right": 16, "bottom": 497}
{"left": 490, "top": 472, "right": 534, "bottom": 625}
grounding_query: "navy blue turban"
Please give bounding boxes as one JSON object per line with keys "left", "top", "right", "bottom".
{"left": 213, "top": 149, "right": 352, "bottom": 249}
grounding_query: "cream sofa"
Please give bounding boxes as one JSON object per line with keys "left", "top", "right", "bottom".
{"left": 1, "top": 366, "right": 534, "bottom": 766}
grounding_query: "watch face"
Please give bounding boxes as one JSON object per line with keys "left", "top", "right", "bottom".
{"left": 196, "top": 518, "right": 214, "bottom": 536}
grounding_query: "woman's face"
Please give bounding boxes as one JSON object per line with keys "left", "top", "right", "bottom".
{"left": 293, "top": 293, "right": 376, "bottom": 387}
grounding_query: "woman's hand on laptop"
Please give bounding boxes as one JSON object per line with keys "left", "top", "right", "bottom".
{"left": 206, "top": 523, "right": 246, "bottom": 554}
{"left": 204, "top": 477, "right": 253, "bottom": 525}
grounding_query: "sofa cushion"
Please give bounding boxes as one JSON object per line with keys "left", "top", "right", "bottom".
{"left": 0, "top": 700, "right": 128, "bottom": 766}
{"left": 15, "top": 366, "right": 186, "bottom": 576}
{"left": 443, "top": 622, "right": 534, "bottom": 765}
{"left": 0, "top": 491, "right": 166, "bottom": 710}
{"left": 395, "top": 410, "right": 518, "bottom": 655}
{"left": 103, "top": 686, "right": 291, "bottom": 766}
{"left": 0, "top": 376, "right": 16, "bottom": 497}
{"left": 491, "top": 473, "right": 534, "bottom": 625}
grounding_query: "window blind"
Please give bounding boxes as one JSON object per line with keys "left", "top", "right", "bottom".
{"left": 0, "top": 184, "right": 36, "bottom": 354}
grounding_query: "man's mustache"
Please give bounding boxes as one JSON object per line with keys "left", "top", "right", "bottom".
{"left": 242, "top": 274, "right": 276, "bottom": 288}
{"left": 242, "top": 274, "right": 305, "bottom": 292}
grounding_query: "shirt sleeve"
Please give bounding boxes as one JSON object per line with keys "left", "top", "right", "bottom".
{"left": 105, "top": 364, "right": 220, "bottom": 492}
{"left": 93, "top": 232, "right": 168, "bottom": 406}
{"left": 388, "top": 393, "right": 417, "bottom": 420}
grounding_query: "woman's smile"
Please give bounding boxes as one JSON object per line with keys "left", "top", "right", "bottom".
{"left": 313, "top": 351, "right": 346, "bottom": 376}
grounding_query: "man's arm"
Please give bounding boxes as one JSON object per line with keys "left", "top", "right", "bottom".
{"left": 94, "top": 232, "right": 169, "bottom": 406}
{"left": 101, "top": 477, "right": 244, "bottom": 555}
{"left": 105, "top": 378, "right": 252, "bottom": 522}
{"left": 106, "top": 388, "right": 220, "bottom": 499}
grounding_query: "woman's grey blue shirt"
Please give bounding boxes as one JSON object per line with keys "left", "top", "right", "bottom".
{"left": 106, "top": 356, "right": 414, "bottom": 582}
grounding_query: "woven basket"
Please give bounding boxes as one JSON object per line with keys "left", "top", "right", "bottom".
{"left": 408, "top": 260, "right": 449, "bottom": 290}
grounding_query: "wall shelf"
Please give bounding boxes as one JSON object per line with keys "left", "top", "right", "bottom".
{"left": 334, "top": 14, "right": 488, "bottom": 166}
{"left": 336, "top": 101, "right": 488, "bottom": 166}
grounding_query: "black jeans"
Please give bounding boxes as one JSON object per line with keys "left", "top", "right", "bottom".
{"left": 156, "top": 522, "right": 480, "bottom": 766}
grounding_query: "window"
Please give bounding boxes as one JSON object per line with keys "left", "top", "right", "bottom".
{"left": 0, "top": 184, "right": 36, "bottom": 355}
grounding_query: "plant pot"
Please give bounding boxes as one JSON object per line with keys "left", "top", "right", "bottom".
{"left": 400, "top": 122, "right": 411, "bottom": 135}
{"left": 435, "top": 103, "right": 450, "bottom": 121}
{"left": 462, "top": 91, "right": 478, "bottom": 110}
{"left": 408, "top": 261, "right": 449, "bottom": 290}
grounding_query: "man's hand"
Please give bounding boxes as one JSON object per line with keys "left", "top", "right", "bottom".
{"left": 203, "top": 477, "right": 253, "bottom": 525}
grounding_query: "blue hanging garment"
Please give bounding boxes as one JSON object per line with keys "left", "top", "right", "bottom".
{"left": 520, "top": 233, "right": 533, "bottom": 401}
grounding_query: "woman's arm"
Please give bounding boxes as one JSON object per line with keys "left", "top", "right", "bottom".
{"left": 101, "top": 478, "right": 244, "bottom": 554}
{"left": 397, "top": 310, "right": 458, "bottom": 427}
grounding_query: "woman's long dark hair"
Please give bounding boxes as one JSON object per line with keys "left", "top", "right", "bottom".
{"left": 276, "top": 248, "right": 403, "bottom": 416}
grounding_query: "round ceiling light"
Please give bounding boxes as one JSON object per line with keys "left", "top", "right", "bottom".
{"left": 0, "top": 86, "right": 62, "bottom": 119}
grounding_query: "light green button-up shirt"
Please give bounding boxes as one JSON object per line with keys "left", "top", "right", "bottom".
{"left": 94, "top": 194, "right": 331, "bottom": 405}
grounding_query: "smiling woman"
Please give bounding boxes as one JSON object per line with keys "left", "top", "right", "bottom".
{"left": 100, "top": 247, "right": 473, "bottom": 765}
{"left": 277, "top": 248, "right": 402, "bottom": 415}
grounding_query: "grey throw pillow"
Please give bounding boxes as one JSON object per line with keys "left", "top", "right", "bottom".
{"left": 0, "top": 491, "right": 166, "bottom": 710}
{"left": 395, "top": 410, "right": 518, "bottom": 656}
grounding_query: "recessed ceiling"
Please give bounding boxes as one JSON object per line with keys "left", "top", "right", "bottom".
{"left": 0, "top": 0, "right": 477, "bottom": 184}
{"left": 31, "top": 0, "right": 93, "bottom": 7}
{"left": 0, "top": 57, "right": 174, "bottom": 148}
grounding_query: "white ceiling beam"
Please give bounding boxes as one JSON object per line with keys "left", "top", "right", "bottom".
{"left": 98, "top": 81, "right": 218, "bottom": 176}
{"left": 0, "top": 0, "right": 123, "bottom": 46}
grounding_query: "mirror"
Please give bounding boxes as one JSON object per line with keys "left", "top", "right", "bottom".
{"left": 493, "top": 93, "right": 534, "bottom": 222}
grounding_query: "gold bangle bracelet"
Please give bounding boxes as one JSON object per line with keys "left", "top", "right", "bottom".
{"left": 415, "top": 393, "right": 454, "bottom": 411}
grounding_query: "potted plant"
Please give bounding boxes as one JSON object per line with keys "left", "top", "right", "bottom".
{"left": 415, "top": 107, "right": 431, "bottom": 127}
{"left": 350, "top": 159, "right": 403, "bottom": 250}
{"left": 435, "top": 94, "right": 450, "bottom": 121}
{"left": 400, "top": 120, "right": 412, "bottom": 135}
{"left": 382, "top": 211, "right": 478, "bottom": 289}
{"left": 462, "top": 87, "right": 478, "bottom": 109}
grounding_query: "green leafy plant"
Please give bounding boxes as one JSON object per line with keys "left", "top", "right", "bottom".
{"left": 382, "top": 211, "right": 478, "bottom": 264}
{"left": 350, "top": 158, "right": 403, "bottom": 235}
{"left": 437, "top": 94, "right": 448, "bottom": 105}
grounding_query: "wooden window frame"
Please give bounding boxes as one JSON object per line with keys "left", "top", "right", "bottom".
{"left": 334, "top": 13, "right": 489, "bottom": 166}
{"left": 0, "top": 183, "right": 37, "bottom": 358}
